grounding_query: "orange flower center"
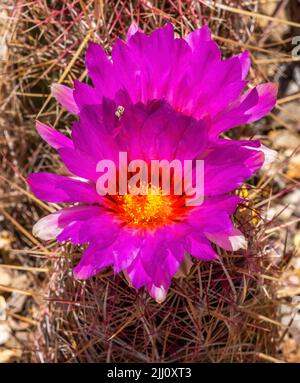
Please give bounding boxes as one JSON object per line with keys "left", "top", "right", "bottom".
{"left": 116, "top": 193, "right": 173, "bottom": 229}
{"left": 105, "top": 184, "right": 190, "bottom": 230}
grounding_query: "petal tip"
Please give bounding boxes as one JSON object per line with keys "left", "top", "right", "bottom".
{"left": 51, "top": 83, "right": 79, "bottom": 114}
{"left": 73, "top": 264, "right": 90, "bottom": 280}
{"left": 126, "top": 23, "right": 139, "bottom": 41}
{"left": 229, "top": 234, "right": 248, "bottom": 251}
{"left": 149, "top": 285, "right": 167, "bottom": 304}
{"left": 261, "top": 144, "right": 277, "bottom": 166}
{"left": 32, "top": 214, "right": 62, "bottom": 241}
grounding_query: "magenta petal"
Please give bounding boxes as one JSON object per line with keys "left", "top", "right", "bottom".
{"left": 58, "top": 147, "right": 98, "bottom": 182}
{"left": 185, "top": 25, "right": 211, "bottom": 48}
{"left": 161, "top": 244, "right": 184, "bottom": 277}
{"left": 126, "top": 23, "right": 139, "bottom": 42}
{"left": 189, "top": 40, "right": 221, "bottom": 79}
{"left": 205, "top": 227, "right": 247, "bottom": 252}
{"left": 32, "top": 211, "right": 65, "bottom": 240}
{"left": 186, "top": 195, "right": 242, "bottom": 234}
{"left": 51, "top": 84, "right": 79, "bottom": 114}
{"left": 33, "top": 205, "right": 102, "bottom": 241}
{"left": 36, "top": 121, "right": 73, "bottom": 150}
{"left": 174, "top": 116, "right": 208, "bottom": 160}
{"left": 189, "top": 56, "right": 246, "bottom": 119}
{"left": 236, "top": 50, "right": 250, "bottom": 80}
{"left": 211, "top": 82, "right": 277, "bottom": 135}
{"left": 118, "top": 100, "right": 208, "bottom": 162}
{"left": 113, "top": 23, "right": 189, "bottom": 104}
{"left": 127, "top": 258, "right": 152, "bottom": 289}
{"left": 188, "top": 234, "right": 218, "bottom": 261}
{"left": 145, "top": 250, "right": 182, "bottom": 303}
{"left": 138, "top": 234, "right": 169, "bottom": 277}
{"left": 125, "top": 228, "right": 184, "bottom": 293}
{"left": 111, "top": 230, "right": 143, "bottom": 273}
{"left": 27, "top": 173, "right": 99, "bottom": 203}
{"left": 72, "top": 104, "right": 119, "bottom": 163}
{"left": 147, "top": 284, "right": 168, "bottom": 303}
{"left": 111, "top": 39, "right": 141, "bottom": 102}
{"left": 245, "top": 83, "right": 278, "bottom": 122}
{"left": 73, "top": 242, "right": 114, "bottom": 280}
{"left": 146, "top": 243, "right": 184, "bottom": 303}
{"left": 85, "top": 42, "right": 117, "bottom": 98}
{"left": 57, "top": 210, "right": 119, "bottom": 245}
{"left": 204, "top": 164, "right": 251, "bottom": 195}
{"left": 73, "top": 80, "right": 102, "bottom": 111}
{"left": 203, "top": 143, "right": 264, "bottom": 195}
{"left": 198, "top": 195, "right": 243, "bottom": 215}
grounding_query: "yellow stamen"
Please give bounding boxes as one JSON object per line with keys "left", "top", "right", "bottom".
{"left": 116, "top": 185, "right": 174, "bottom": 229}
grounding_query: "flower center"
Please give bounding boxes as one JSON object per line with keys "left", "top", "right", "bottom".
{"left": 115, "top": 185, "right": 174, "bottom": 229}
{"left": 104, "top": 184, "right": 192, "bottom": 230}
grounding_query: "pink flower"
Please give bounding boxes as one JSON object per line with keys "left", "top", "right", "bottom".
{"left": 28, "top": 24, "right": 277, "bottom": 303}
{"left": 52, "top": 23, "right": 277, "bottom": 138}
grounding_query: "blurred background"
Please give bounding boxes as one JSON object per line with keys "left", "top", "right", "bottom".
{"left": 0, "top": 0, "right": 300, "bottom": 362}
